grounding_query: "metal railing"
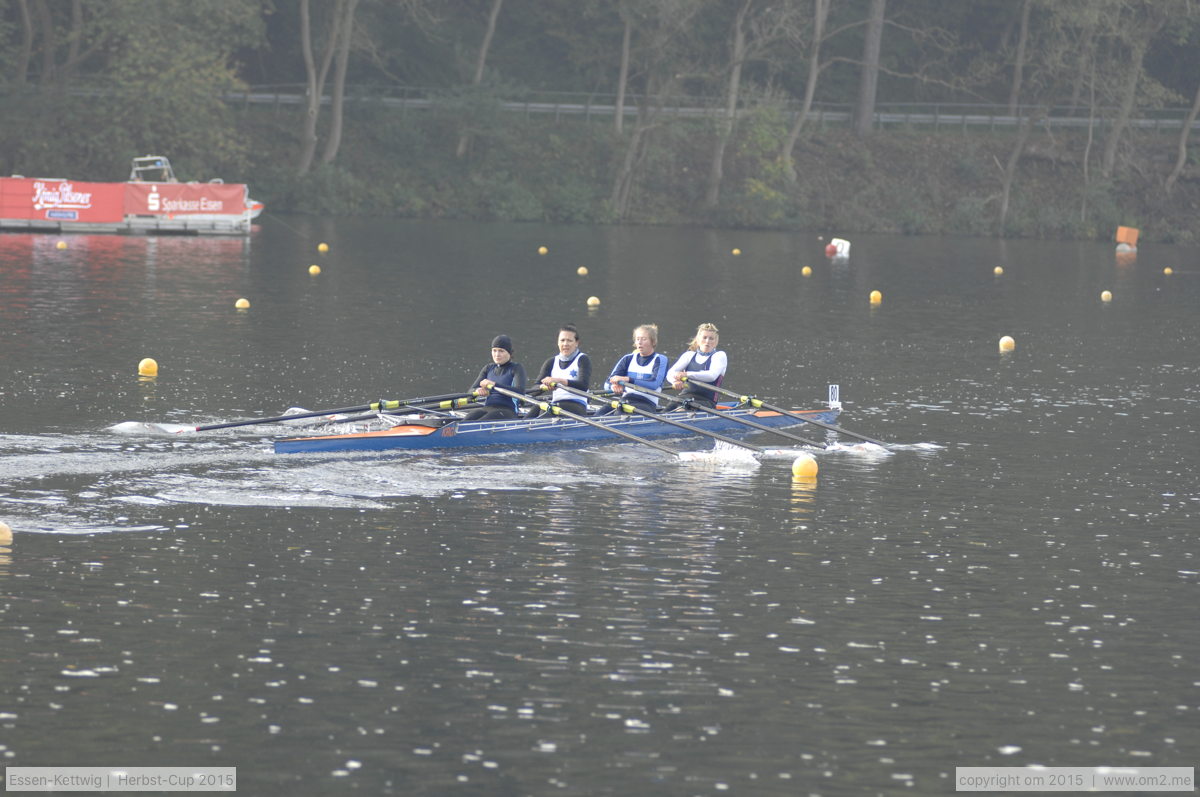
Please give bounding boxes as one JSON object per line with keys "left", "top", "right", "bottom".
{"left": 223, "top": 84, "right": 1200, "bottom": 131}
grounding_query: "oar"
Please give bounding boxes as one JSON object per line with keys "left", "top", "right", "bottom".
{"left": 330, "top": 404, "right": 461, "bottom": 425}
{"left": 610, "top": 384, "right": 825, "bottom": 447}
{"left": 687, "top": 377, "right": 890, "bottom": 447}
{"left": 192, "top": 391, "right": 474, "bottom": 432}
{"left": 487, "top": 385, "right": 681, "bottom": 457}
{"left": 553, "top": 385, "right": 765, "bottom": 453}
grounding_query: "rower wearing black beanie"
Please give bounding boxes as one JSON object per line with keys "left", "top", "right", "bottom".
{"left": 462, "top": 335, "right": 526, "bottom": 422}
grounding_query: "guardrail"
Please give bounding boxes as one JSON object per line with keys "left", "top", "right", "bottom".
{"left": 9, "top": 82, "right": 1193, "bottom": 131}
{"left": 224, "top": 86, "right": 1200, "bottom": 132}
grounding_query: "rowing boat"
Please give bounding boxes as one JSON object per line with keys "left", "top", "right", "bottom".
{"left": 274, "top": 404, "right": 840, "bottom": 454}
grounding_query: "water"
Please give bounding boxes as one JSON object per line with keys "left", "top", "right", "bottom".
{"left": 1, "top": 220, "right": 1196, "bottom": 795}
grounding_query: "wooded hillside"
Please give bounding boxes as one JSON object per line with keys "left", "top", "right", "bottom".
{"left": 5, "top": 0, "right": 1200, "bottom": 240}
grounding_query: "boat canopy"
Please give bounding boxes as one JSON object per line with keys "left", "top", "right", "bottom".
{"left": 129, "top": 156, "right": 178, "bottom": 183}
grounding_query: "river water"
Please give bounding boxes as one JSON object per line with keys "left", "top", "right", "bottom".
{"left": 0, "top": 219, "right": 1196, "bottom": 796}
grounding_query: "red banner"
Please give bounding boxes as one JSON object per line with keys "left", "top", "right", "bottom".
{"left": 123, "top": 183, "right": 247, "bottom": 217}
{"left": 0, "top": 177, "right": 124, "bottom": 223}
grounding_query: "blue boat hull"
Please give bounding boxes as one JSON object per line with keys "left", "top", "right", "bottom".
{"left": 273, "top": 405, "right": 841, "bottom": 454}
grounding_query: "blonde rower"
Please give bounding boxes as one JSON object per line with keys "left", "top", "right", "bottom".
{"left": 666, "top": 322, "right": 726, "bottom": 409}
{"left": 601, "top": 323, "right": 669, "bottom": 413}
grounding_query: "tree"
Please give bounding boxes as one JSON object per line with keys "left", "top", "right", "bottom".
{"left": 455, "top": 0, "right": 505, "bottom": 160}
{"left": 615, "top": 3, "right": 633, "bottom": 135}
{"left": 703, "top": 0, "right": 752, "bottom": 210}
{"left": 297, "top": 0, "right": 359, "bottom": 176}
{"left": 1165, "top": 81, "right": 1200, "bottom": 195}
{"left": 608, "top": 0, "right": 699, "bottom": 220}
{"left": 13, "top": 0, "right": 34, "bottom": 85}
{"left": 1006, "top": 0, "right": 1032, "bottom": 116}
{"left": 703, "top": 0, "right": 808, "bottom": 209}
{"left": 1098, "top": 1, "right": 1171, "bottom": 177}
{"left": 101, "top": 0, "right": 265, "bottom": 175}
{"left": 780, "top": 0, "right": 829, "bottom": 184}
{"left": 8, "top": 0, "right": 108, "bottom": 88}
{"left": 853, "top": 0, "right": 885, "bottom": 138}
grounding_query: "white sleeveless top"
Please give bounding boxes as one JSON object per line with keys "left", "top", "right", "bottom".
{"left": 625, "top": 353, "right": 661, "bottom": 407}
{"left": 550, "top": 350, "right": 585, "bottom": 404}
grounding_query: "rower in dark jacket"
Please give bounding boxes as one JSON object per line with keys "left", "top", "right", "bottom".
{"left": 462, "top": 335, "right": 527, "bottom": 421}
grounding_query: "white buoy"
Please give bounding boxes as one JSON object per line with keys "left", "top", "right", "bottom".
{"left": 235, "top": 298, "right": 250, "bottom": 310}
{"left": 825, "top": 238, "right": 851, "bottom": 258}
{"left": 999, "top": 335, "right": 1015, "bottom": 352}
{"left": 586, "top": 296, "right": 600, "bottom": 307}
{"left": 1101, "top": 290, "right": 1112, "bottom": 303}
{"left": 138, "top": 358, "right": 158, "bottom": 377}
{"left": 577, "top": 266, "right": 588, "bottom": 276}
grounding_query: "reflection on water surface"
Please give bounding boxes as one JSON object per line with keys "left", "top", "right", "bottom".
{"left": 1, "top": 221, "right": 1196, "bottom": 794}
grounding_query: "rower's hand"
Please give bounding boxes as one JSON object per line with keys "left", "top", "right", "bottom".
{"left": 541, "top": 377, "right": 557, "bottom": 389}
{"left": 671, "top": 378, "right": 685, "bottom": 390}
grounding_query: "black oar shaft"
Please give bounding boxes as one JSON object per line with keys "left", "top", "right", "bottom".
{"left": 628, "top": 385, "right": 824, "bottom": 447}
{"left": 687, "top": 378, "right": 888, "bottom": 447}
{"left": 488, "top": 386, "right": 679, "bottom": 457}
{"left": 557, "top": 385, "right": 763, "bottom": 452}
{"left": 193, "top": 392, "right": 472, "bottom": 432}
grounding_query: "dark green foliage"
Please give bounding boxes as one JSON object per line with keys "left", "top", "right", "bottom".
{"left": 220, "top": 106, "right": 1200, "bottom": 243}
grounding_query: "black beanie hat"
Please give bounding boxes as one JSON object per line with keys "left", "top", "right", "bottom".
{"left": 491, "top": 334, "right": 513, "bottom": 354}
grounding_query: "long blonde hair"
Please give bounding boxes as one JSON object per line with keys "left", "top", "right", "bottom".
{"left": 687, "top": 322, "right": 719, "bottom": 351}
{"left": 633, "top": 323, "right": 658, "bottom": 348}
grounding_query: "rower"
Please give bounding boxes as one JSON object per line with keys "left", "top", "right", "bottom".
{"left": 462, "top": 335, "right": 527, "bottom": 422}
{"left": 597, "top": 323, "right": 669, "bottom": 415}
{"left": 665, "top": 322, "right": 726, "bottom": 410}
{"left": 528, "top": 324, "right": 592, "bottom": 419}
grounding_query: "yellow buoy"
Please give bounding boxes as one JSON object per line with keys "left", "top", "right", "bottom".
{"left": 538, "top": 246, "right": 548, "bottom": 255}
{"left": 309, "top": 264, "right": 321, "bottom": 275}
{"left": 0, "top": 521, "right": 11, "bottom": 545}
{"left": 56, "top": 240, "right": 67, "bottom": 250}
{"left": 999, "top": 335, "right": 1015, "bottom": 352}
{"left": 137, "top": 358, "right": 158, "bottom": 377}
{"left": 791, "top": 454, "right": 818, "bottom": 478}
{"left": 869, "top": 290, "right": 882, "bottom": 305}
{"left": 994, "top": 266, "right": 1004, "bottom": 276}
{"left": 1164, "top": 266, "right": 1173, "bottom": 275}
{"left": 577, "top": 266, "right": 588, "bottom": 276}
{"left": 317, "top": 242, "right": 329, "bottom": 253}
{"left": 235, "top": 298, "right": 250, "bottom": 310}
{"left": 732, "top": 248, "right": 742, "bottom": 256}
{"left": 1101, "top": 290, "right": 1112, "bottom": 303}
{"left": 586, "top": 296, "right": 600, "bottom": 307}
{"left": 801, "top": 266, "right": 812, "bottom": 277}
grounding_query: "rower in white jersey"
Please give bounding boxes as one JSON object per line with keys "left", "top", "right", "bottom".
{"left": 528, "top": 324, "right": 592, "bottom": 419}
{"left": 666, "top": 322, "right": 727, "bottom": 409}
